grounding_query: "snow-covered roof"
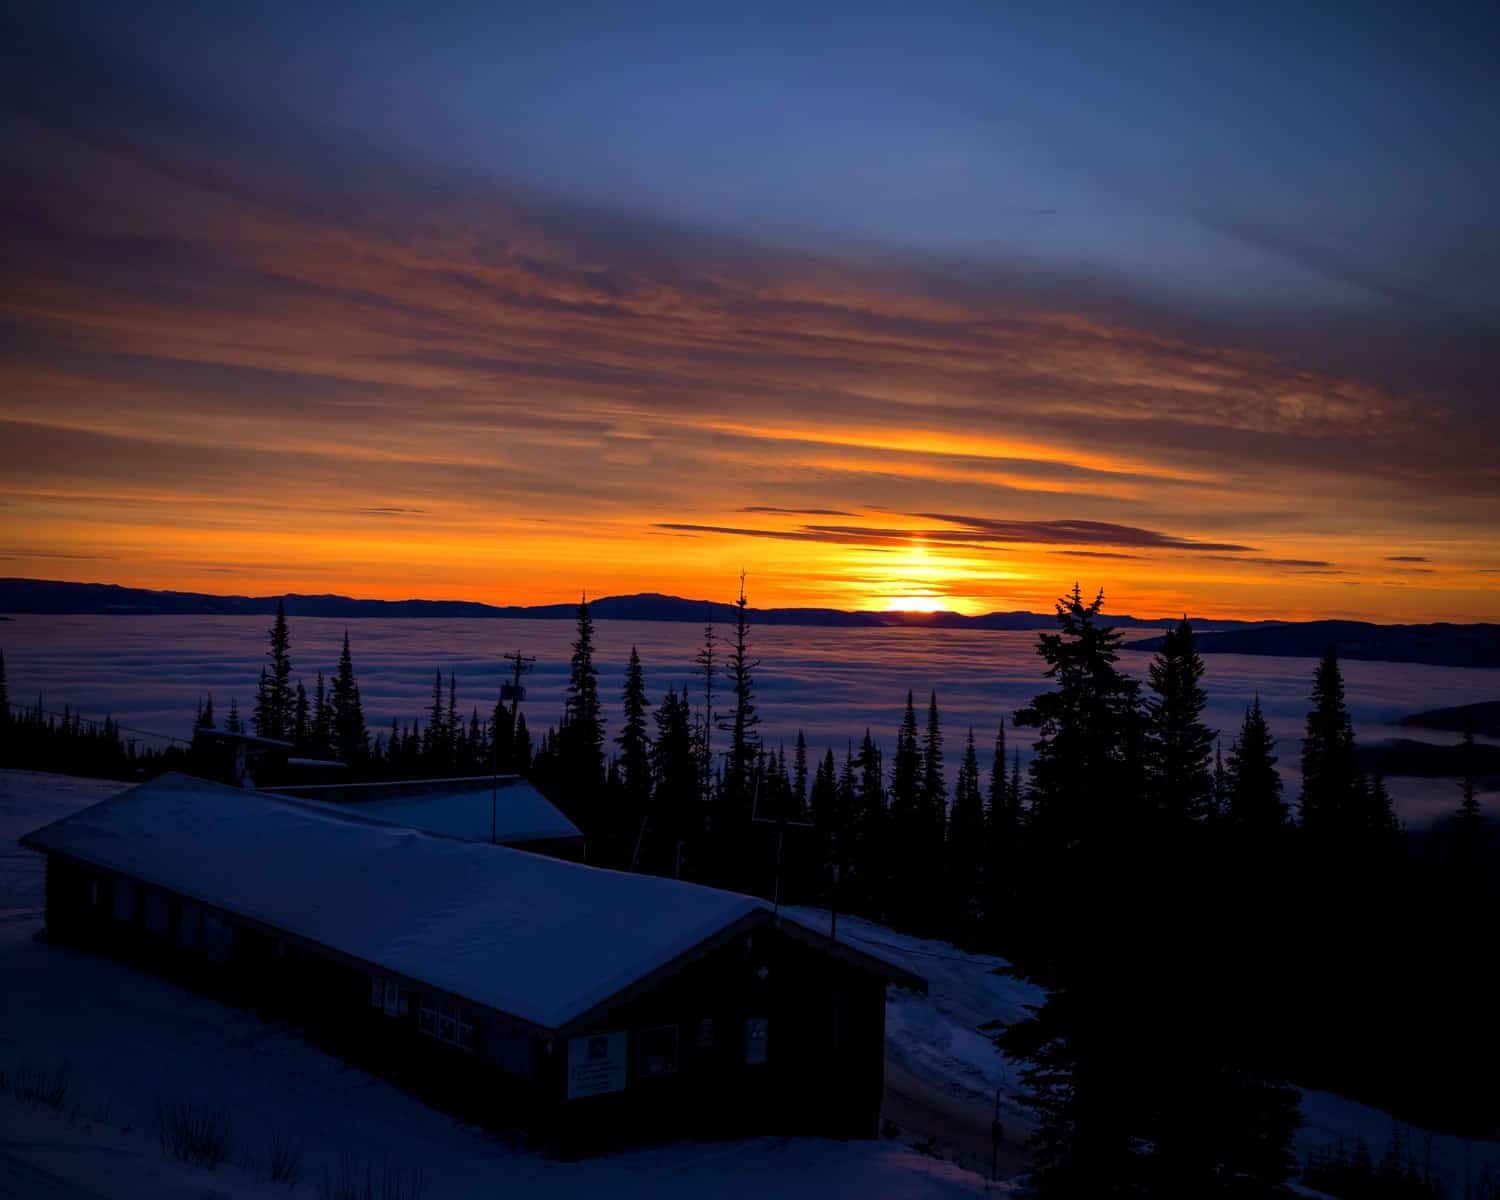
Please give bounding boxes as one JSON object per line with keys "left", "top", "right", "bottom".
{"left": 265, "top": 777, "right": 582, "bottom": 846}
{"left": 20, "top": 773, "right": 768, "bottom": 1031}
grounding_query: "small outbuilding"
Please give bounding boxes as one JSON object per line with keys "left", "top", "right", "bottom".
{"left": 263, "top": 775, "right": 585, "bottom": 860}
{"left": 21, "top": 773, "right": 923, "bottom": 1150}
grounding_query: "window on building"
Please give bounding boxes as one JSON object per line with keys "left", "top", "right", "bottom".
{"left": 90, "top": 879, "right": 100, "bottom": 906}
{"left": 638, "top": 1025, "right": 679, "bottom": 1079}
{"left": 695, "top": 1016, "right": 715, "bottom": 1050}
{"left": 418, "top": 995, "right": 475, "bottom": 1052}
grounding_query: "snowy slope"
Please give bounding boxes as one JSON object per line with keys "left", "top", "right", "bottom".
{"left": 785, "top": 907, "right": 1042, "bottom": 1121}
{"left": 0, "top": 770, "right": 128, "bottom": 916}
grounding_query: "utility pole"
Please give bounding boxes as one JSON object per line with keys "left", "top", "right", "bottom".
{"left": 494, "top": 650, "right": 535, "bottom": 844}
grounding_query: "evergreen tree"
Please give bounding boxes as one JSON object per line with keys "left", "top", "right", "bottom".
{"left": 719, "top": 575, "right": 761, "bottom": 816}
{"left": 447, "top": 673, "right": 459, "bottom": 766}
{"left": 196, "top": 694, "right": 216, "bottom": 731}
{"left": 1299, "top": 647, "right": 1359, "bottom": 840}
{"left": 1014, "top": 584, "right": 1146, "bottom": 857}
{"left": 330, "top": 630, "right": 367, "bottom": 764}
{"left": 947, "top": 727, "right": 986, "bottom": 935}
{"left": 557, "top": 595, "right": 605, "bottom": 795}
{"left": 252, "top": 668, "right": 271, "bottom": 739}
{"left": 226, "top": 697, "right": 243, "bottom": 734}
{"left": 1002, "top": 587, "right": 1153, "bottom": 1194}
{"left": 513, "top": 711, "right": 532, "bottom": 771}
{"left": 1145, "top": 618, "right": 1214, "bottom": 826}
{"left": 695, "top": 622, "right": 717, "bottom": 807}
{"left": 888, "top": 691, "right": 924, "bottom": 926}
{"left": 293, "top": 680, "right": 310, "bottom": 750}
{"left": 809, "top": 748, "right": 839, "bottom": 900}
{"left": 849, "top": 731, "right": 887, "bottom": 912}
{"left": 793, "top": 729, "right": 809, "bottom": 815}
{"left": 651, "top": 687, "right": 697, "bottom": 877}
{"left": 1224, "top": 698, "right": 1287, "bottom": 838}
{"left": 425, "top": 669, "right": 447, "bottom": 769}
{"left": 313, "top": 672, "right": 331, "bottom": 755}
{"left": 617, "top": 647, "right": 652, "bottom": 861}
{"left": 985, "top": 720, "right": 1017, "bottom": 934}
{"left": 261, "top": 599, "right": 295, "bottom": 740}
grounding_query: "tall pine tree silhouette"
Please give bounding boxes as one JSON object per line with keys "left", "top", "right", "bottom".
{"left": 1299, "top": 647, "right": 1359, "bottom": 841}
{"left": 558, "top": 594, "right": 605, "bottom": 812}
{"left": 1225, "top": 697, "right": 1288, "bottom": 838}
{"left": 330, "top": 631, "right": 367, "bottom": 764}
{"left": 947, "top": 727, "right": 986, "bottom": 937}
{"left": 1145, "top": 617, "right": 1214, "bottom": 827}
{"left": 617, "top": 645, "right": 652, "bottom": 863}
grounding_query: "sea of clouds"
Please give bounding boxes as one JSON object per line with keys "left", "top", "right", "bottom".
{"left": 4, "top": 614, "right": 1494, "bottom": 827}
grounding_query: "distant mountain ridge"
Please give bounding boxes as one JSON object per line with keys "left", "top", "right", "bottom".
{"left": 1, "top": 577, "right": 1259, "bottom": 632}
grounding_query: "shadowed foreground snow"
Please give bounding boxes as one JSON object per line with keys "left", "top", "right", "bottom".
{"left": 0, "top": 771, "right": 1006, "bottom": 1198}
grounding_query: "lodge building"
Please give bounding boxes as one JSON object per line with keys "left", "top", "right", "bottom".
{"left": 21, "top": 773, "right": 923, "bottom": 1150}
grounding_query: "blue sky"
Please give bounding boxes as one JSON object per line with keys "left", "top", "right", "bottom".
{"left": 20, "top": 1, "right": 1499, "bottom": 318}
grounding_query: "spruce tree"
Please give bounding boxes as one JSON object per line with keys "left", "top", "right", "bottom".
{"left": 1299, "top": 647, "right": 1358, "bottom": 840}
{"left": 1225, "top": 697, "right": 1287, "bottom": 838}
{"left": 196, "top": 694, "right": 216, "bottom": 731}
{"left": 985, "top": 720, "right": 1016, "bottom": 934}
{"left": 719, "top": 575, "right": 761, "bottom": 817}
{"left": 426, "top": 669, "right": 447, "bottom": 770}
{"left": 559, "top": 595, "right": 605, "bottom": 794}
{"left": 1014, "top": 584, "right": 1146, "bottom": 856}
{"left": 262, "top": 599, "right": 295, "bottom": 740}
{"left": 330, "top": 630, "right": 367, "bottom": 764}
{"left": 1002, "top": 586, "right": 1151, "bottom": 1194}
{"left": 227, "top": 697, "right": 242, "bottom": 734}
{"left": 617, "top": 646, "right": 652, "bottom": 819}
{"left": 851, "top": 730, "right": 887, "bottom": 915}
{"left": 793, "top": 729, "right": 809, "bottom": 816}
{"left": 293, "top": 680, "right": 310, "bottom": 750}
{"left": 651, "top": 688, "right": 697, "bottom": 877}
{"left": 695, "top": 622, "right": 716, "bottom": 805}
{"left": 1145, "top": 618, "right": 1214, "bottom": 826}
{"left": 947, "top": 727, "right": 986, "bottom": 935}
{"left": 252, "top": 667, "right": 271, "bottom": 739}
{"left": 313, "top": 672, "right": 331, "bottom": 755}
{"left": 888, "top": 691, "right": 924, "bottom": 926}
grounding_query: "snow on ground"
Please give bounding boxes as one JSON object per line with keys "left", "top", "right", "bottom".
{"left": 8, "top": 770, "right": 1497, "bottom": 1198}
{"left": 1, "top": 770, "right": 1007, "bottom": 1198}
{"left": 1296, "top": 1089, "right": 1500, "bottom": 1195}
{"left": 785, "top": 907, "right": 1043, "bottom": 1124}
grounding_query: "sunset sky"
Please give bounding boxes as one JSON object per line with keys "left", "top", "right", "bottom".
{"left": 3, "top": 2, "right": 1497, "bottom": 621}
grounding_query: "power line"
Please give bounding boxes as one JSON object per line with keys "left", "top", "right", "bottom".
{"left": 6, "top": 701, "right": 192, "bottom": 747}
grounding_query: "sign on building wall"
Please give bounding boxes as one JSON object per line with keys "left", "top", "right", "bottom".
{"left": 566, "top": 1031, "right": 627, "bottom": 1100}
{"left": 745, "top": 1016, "right": 769, "bottom": 1066}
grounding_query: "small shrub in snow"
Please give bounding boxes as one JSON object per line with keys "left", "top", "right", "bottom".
{"left": 6, "top": 1063, "right": 71, "bottom": 1111}
{"left": 268, "top": 1128, "right": 304, "bottom": 1187}
{"left": 319, "top": 1152, "right": 425, "bottom": 1200}
{"left": 156, "top": 1100, "right": 234, "bottom": 1170}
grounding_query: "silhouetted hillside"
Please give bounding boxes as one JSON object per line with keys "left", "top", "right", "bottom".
{"left": 0, "top": 578, "right": 1261, "bottom": 631}
{"left": 1400, "top": 699, "right": 1500, "bottom": 739}
{"left": 1127, "top": 619, "right": 1500, "bottom": 669}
